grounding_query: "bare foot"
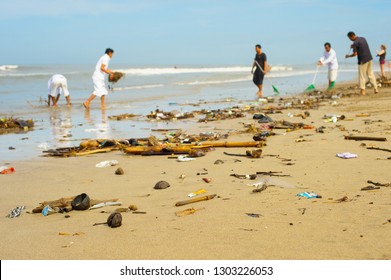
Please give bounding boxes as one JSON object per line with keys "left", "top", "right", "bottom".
{"left": 374, "top": 90, "right": 379, "bottom": 94}
{"left": 83, "top": 101, "right": 90, "bottom": 110}
{"left": 360, "top": 89, "right": 366, "bottom": 96}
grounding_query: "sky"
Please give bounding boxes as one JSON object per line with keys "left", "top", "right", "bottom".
{"left": 0, "top": 0, "right": 390, "bottom": 66}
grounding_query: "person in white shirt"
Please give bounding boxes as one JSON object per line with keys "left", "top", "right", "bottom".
{"left": 318, "top": 42, "right": 339, "bottom": 88}
{"left": 47, "top": 74, "right": 71, "bottom": 107}
{"left": 83, "top": 48, "right": 114, "bottom": 110}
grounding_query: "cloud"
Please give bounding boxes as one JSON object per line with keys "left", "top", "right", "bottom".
{"left": 0, "top": 0, "right": 154, "bottom": 20}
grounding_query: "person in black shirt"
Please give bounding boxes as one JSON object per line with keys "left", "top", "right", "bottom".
{"left": 345, "top": 31, "right": 378, "bottom": 95}
{"left": 251, "top": 44, "right": 267, "bottom": 98}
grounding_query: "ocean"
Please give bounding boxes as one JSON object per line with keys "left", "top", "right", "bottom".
{"left": 0, "top": 63, "right": 361, "bottom": 162}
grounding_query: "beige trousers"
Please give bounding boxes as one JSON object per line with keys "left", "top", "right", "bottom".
{"left": 358, "top": 60, "right": 378, "bottom": 90}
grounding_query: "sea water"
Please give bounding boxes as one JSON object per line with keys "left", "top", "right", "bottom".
{"left": 0, "top": 63, "right": 365, "bottom": 162}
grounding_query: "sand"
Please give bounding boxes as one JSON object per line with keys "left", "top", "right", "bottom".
{"left": 1, "top": 83, "right": 390, "bottom": 260}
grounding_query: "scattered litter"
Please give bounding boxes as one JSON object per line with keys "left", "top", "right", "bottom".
{"left": 62, "top": 241, "right": 74, "bottom": 248}
{"left": 202, "top": 178, "right": 212, "bottom": 183}
{"left": 132, "top": 211, "right": 147, "bottom": 214}
{"left": 231, "top": 173, "right": 257, "bottom": 180}
{"left": 297, "top": 192, "right": 322, "bottom": 199}
{"left": 96, "top": 160, "right": 119, "bottom": 168}
{"left": 175, "top": 207, "right": 205, "bottom": 217}
{"left": 214, "top": 160, "right": 224, "bottom": 165}
{"left": 253, "top": 114, "right": 273, "bottom": 123}
{"left": 42, "top": 205, "right": 56, "bottom": 216}
{"left": 188, "top": 189, "right": 207, "bottom": 198}
{"left": 256, "top": 171, "right": 290, "bottom": 177}
{"left": 367, "top": 180, "right": 390, "bottom": 187}
{"left": 345, "top": 135, "right": 387, "bottom": 141}
{"left": 175, "top": 194, "right": 217, "bottom": 207}
{"left": 89, "top": 201, "right": 122, "bottom": 210}
{"left": 355, "top": 113, "right": 371, "bottom": 117}
{"left": 367, "top": 147, "right": 391, "bottom": 153}
{"left": 361, "top": 186, "right": 380, "bottom": 191}
{"left": 334, "top": 196, "right": 351, "bottom": 202}
{"left": 382, "top": 219, "right": 391, "bottom": 225}
{"left": 128, "top": 205, "right": 138, "bottom": 211}
{"left": 177, "top": 155, "right": 196, "bottom": 162}
{"left": 93, "top": 212, "right": 122, "bottom": 228}
{"left": 154, "top": 180, "right": 170, "bottom": 190}
{"left": 298, "top": 208, "right": 306, "bottom": 215}
{"left": 115, "top": 167, "right": 124, "bottom": 175}
{"left": 0, "top": 166, "right": 15, "bottom": 174}
{"left": 71, "top": 193, "right": 91, "bottom": 210}
{"left": 179, "top": 174, "right": 186, "bottom": 179}
{"left": 246, "top": 213, "right": 261, "bottom": 218}
{"left": 37, "top": 142, "right": 50, "bottom": 149}
{"left": 6, "top": 206, "right": 25, "bottom": 218}
{"left": 249, "top": 176, "right": 296, "bottom": 189}
{"left": 336, "top": 152, "right": 358, "bottom": 159}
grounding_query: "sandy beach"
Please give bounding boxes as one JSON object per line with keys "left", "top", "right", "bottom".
{"left": 1, "top": 82, "right": 390, "bottom": 260}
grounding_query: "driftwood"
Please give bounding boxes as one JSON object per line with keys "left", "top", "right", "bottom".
{"left": 367, "top": 147, "right": 391, "bottom": 153}
{"left": 123, "top": 141, "right": 262, "bottom": 155}
{"left": 175, "top": 194, "right": 217, "bottom": 207}
{"left": 345, "top": 135, "right": 387, "bottom": 141}
{"left": 255, "top": 171, "right": 290, "bottom": 177}
{"left": 32, "top": 197, "right": 119, "bottom": 213}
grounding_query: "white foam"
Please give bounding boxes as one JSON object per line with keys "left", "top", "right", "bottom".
{"left": 116, "top": 65, "right": 293, "bottom": 76}
{"left": 114, "top": 84, "right": 164, "bottom": 91}
{"left": 175, "top": 77, "right": 250, "bottom": 86}
{"left": 0, "top": 65, "right": 18, "bottom": 71}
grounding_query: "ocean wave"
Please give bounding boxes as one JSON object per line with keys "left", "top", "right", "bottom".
{"left": 114, "top": 84, "right": 165, "bottom": 91}
{"left": 116, "top": 65, "right": 293, "bottom": 76}
{"left": 175, "top": 77, "right": 250, "bottom": 86}
{"left": 0, "top": 65, "right": 18, "bottom": 71}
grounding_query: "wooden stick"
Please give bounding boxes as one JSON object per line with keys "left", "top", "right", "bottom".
{"left": 367, "top": 147, "right": 391, "bottom": 153}
{"left": 175, "top": 194, "right": 217, "bottom": 207}
{"left": 344, "top": 135, "right": 387, "bottom": 141}
{"left": 255, "top": 171, "right": 290, "bottom": 177}
{"left": 75, "top": 148, "right": 113, "bottom": 156}
{"left": 123, "top": 141, "right": 262, "bottom": 155}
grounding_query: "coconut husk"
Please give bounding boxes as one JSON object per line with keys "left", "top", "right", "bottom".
{"left": 107, "top": 212, "right": 122, "bottom": 228}
{"left": 108, "top": 72, "right": 124, "bottom": 83}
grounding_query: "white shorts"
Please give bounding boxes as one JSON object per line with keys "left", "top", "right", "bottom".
{"left": 328, "top": 69, "right": 338, "bottom": 82}
{"left": 48, "top": 75, "right": 70, "bottom": 97}
{"left": 92, "top": 76, "right": 108, "bottom": 97}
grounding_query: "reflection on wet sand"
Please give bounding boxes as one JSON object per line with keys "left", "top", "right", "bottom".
{"left": 83, "top": 109, "right": 111, "bottom": 140}
{"left": 49, "top": 108, "right": 73, "bottom": 147}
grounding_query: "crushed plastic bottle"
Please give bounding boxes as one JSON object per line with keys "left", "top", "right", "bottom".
{"left": 0, "top": 166, "right": 15, "bottom": 174}
{"left": 95, "top": 160, "right": 119, "bottom": 168}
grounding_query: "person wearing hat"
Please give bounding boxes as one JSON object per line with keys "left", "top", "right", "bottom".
{"left": 47, "top": 74, "right": 71, "bottom": 107}
{"left": 376, "top": 44, "right": 387, "bottom": 78}
{"left": 345, "top": 32, "right": 378, "bottom": 95}
{"left": 83, "top": 48, "right": 115, "bottom": 110}
{"left": 251, "top": 44, "right": 267, "bottom": 99}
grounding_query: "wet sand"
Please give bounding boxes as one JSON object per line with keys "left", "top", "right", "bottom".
{"left": 1, "top": 83, "right": 390, "bottom": 260}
